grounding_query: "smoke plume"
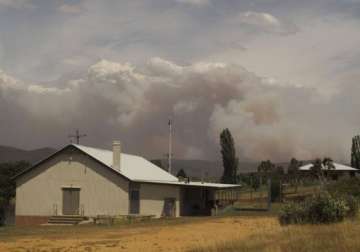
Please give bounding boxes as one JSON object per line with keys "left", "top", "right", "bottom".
{"left": 0, "top": 58, "right": 358, "bottom": 162}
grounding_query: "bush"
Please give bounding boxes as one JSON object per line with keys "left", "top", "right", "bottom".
{"left": 279, "top": 192, "right": 351, "bottom": 225}
{"left": 306, "top": 192, "right": 348, "bottom": 224}
{"left": 279, "top": 202, "right": 307, "bottom": 225}
{"left": 324, "top": 177, "right": 360, "bottom": 218}
{"left": 326, "top": 177, "right": 360, "bottom": 198}
{"left": 344, "top": 196, "right": 359, "bottom": 218}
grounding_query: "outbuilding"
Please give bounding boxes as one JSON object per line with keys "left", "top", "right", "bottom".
{"left": 299, "top": 162, "right": 358, "bottom": 179}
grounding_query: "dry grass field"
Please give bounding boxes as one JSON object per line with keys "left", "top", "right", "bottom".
{"left": 190, "top": 218, "right": 360, "bottom": 252}
{"left": 0, "top": 211, "right": 360, "bottom": 252}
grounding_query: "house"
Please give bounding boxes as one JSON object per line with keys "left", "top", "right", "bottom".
{"left": 299, "top": 162, "right": 358, "bottom": 179}
{"left": 14, "top": 141, "right": 239, "bottom": 225}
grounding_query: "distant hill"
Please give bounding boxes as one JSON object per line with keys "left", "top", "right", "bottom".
{"left": 0, "top": 145, "right": 299, "bottom": 180}
{"left": 152, "top": 159, "right": 261, "bottom": 181}
{"left": 152, "top": 160, "right": 313, "bottom": 180}
{"left": 0, "top": 145, "right": 56, "bottom": 164}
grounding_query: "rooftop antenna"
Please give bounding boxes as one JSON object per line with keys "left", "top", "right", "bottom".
{"left": 69, "top": 129, "right": 87, "bottom": 144}
{"left": 168, "top": 118, "right": 173, "bottom": 174}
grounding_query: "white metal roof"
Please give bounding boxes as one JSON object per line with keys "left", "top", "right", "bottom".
{"left": 299, "top": 162, "right": 358, "bottom": 171}
{"left": 73, "top": 144, "right": 241, "bottom": 188}
{"left": 133, "top": 179, "right": 241, "bottom": 189}
{"left": 73, "top": 144, "right": 179, "bottom": 182}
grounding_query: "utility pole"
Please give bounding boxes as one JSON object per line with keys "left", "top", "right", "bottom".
{"left": 69, "top": 129, "right": 87, "bottom": 144}
{"left": 168, "top": 118, "right": 173, "bottom": 174}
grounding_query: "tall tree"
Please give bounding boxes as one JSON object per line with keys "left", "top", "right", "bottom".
{"left": 249, "top": 173, "right": 260, "bottom": 191}
{"left": 0, "top": 161, "right": 30, "bottom": 225}
{"left": 257, "top": 160, "right": 275, "bottom": 185}
{"left": 0, "top": 161, "right": 30, "bottom": 205}
{"left": 288, "top": 158, "right": 301, "bottom": 175}
{"left": 257, "top": 160, "right": 275, "bottom": 174}
{"left": 287, "top": 158, "right": 302, "bottom": 192}
{"left": 220, "top": 128, "right": 238, "bottom": 184}
{"left": 322, "top": 157, "right": 335, "bottom": 170}
{"left": 310, "top": 158, "right": 325, "bottom": 185}
{"left": 351, "top": 135, "right": 360, "bottom": 169}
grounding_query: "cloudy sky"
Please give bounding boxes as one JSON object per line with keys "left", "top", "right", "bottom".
{"left": 1, "top": 0, "right": 360, "bottom": 163}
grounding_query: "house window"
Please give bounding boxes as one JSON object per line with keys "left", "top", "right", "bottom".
{"left": 129, "top": 183, "right": 140, "bottom": 214}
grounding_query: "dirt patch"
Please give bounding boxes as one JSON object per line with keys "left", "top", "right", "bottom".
{"left": 0, "top": 216, "right": 279, "bottom": 252}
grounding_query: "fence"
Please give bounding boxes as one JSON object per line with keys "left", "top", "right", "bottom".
{"left": 215, "top": 184, "right": 270, "bottom": 211}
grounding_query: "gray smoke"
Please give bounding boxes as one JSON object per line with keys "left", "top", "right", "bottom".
{"left": 0, "top": 58, "right": 358, "bottom": 163}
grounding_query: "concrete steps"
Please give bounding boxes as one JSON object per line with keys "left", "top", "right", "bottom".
{"left": 48, "top": 215, "right": 87, "bottom": 225}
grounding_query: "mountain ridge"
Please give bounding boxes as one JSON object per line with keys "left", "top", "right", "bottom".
{"left": 0, "top": 145, "right": 57, "bottom": 164}
{"left": 0, "top": 145, "right": 287, "bottom": 178}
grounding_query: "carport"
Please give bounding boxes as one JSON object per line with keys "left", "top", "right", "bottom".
{"left": 179, "top": 182, "right": 241, "bottom": 216}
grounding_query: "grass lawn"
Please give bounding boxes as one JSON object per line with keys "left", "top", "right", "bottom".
{"left": 0, "top": 216, "right": 212, "bottom": 242}
{"left": 189, "top": 218, "right": 360, "bottom": 252}
{"left": 0, "top": 213, "right": 279, "bottom": 251}
{"left": 1, "top": 209, "right": 360, "bottom": 251}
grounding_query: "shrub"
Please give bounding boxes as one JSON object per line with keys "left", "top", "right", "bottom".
{"left": 279, "top": 202, "right": 307, "bottom": 225}
{"left": 344, "top": 196, "right": 359, "bottom": 218}
{"left": 305, "top": 192, "right": 348, "bottom": 224}
{"left": 326, "top": 177, "right": 360, "bottom": 198}
{"left": 324, "top": 177, "right": 360, "bottom": 218}
{"left": 279, "top": 192, "right": 351, "bottom": 225}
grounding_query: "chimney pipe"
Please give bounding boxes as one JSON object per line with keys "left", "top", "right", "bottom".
{"left": 112, "top": 140, "right": 121, "bottom": 172}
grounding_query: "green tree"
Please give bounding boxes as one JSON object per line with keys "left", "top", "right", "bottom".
{"left": 250, "top": 173, "right": 260, "bottom": 191}
{"left": 275, "top": 166, "right": 285, "bottom": 176}
{"left": 322, "top": 157, "right": 335, "bottom": 180}
{"left": 288, "top": 158, "right": 301, "bottom": 175}
{"left": 257, "top": 160, "right": 275, "bottom": 174}
{"left": 257, "top": 160, "right": 275, "bottom": 185}
{"left": 220, "top": 128, "right": 238, "bottom": 184}
{"left": 322, "top": 157, "right": 335, "bottom": 170}
{"left": 0, "top": 161, "right": 30, "bottom": 225}
{"left": 310, "top": 158, "right": 323, "bottom": 179}
{"left": 176, "top": 169, "right": 187, "bottom": 178}
{"left": 351, "top": 135, "right": 360, "bottom": 169}
{"left": 310, "top": 158, "right": 335, "bottom": 185}
{"left": 287, "top": 158, "right": 302, "bottom": 191}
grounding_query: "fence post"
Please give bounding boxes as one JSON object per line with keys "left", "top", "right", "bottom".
{"left": 280, "top": 180, "right": 283, "bottom": 203}
{"left": 267, "top": 177, "right": 271, "bottom": 211}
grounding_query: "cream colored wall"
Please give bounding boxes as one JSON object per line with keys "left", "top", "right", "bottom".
{"left": 16, "top": 148, "right": 129, "bottom": 217}
{"left": 139, "top": 183, "right": 180, "bottom": 217}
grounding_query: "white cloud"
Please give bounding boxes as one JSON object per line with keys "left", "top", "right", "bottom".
{"left": 173, "top": 100, "right": 198, "bottom": 114}
{"left": 0, "top": 0, "right": 34, "bottom": 9}
{"left": 240, "top": 11, "right": 281, "bottom": 27}
{"left": 148, "top": 57, "right": 183, "bottom": 77}
{"left": 234, "top": 11, "right": 297, "bottom": 34}
{"left": 0, "top": 0, "right": 359, "bottom": 163}
{"left": 175, "top": 0, "right": 210, "bottom": 6}
{"left": 58, "top": 4, "right": 84, "bottom": 14}
{"left": 1, "top": 58, "right": 359, "bottom": 162}
{"left": 184, "top": 146, "right": 205, "bottom": 159}
{"left": 0, "top": 70, "right": 22, "bottom": 90}
{"left": 88, "top": 59, "right": 144, "bottom": 81}
{"left": 27, "top": 85, "right": 70, "bottom": 95}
